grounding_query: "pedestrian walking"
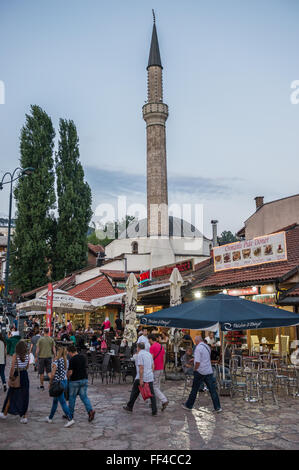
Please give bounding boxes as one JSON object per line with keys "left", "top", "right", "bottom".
{"left": 0, "top": 340, "right": 30, "bottom": 423}
{"left": 148, "top": 334, "right": 168, "bottom": 411}
{"left": 123, "top": 342, "right": 157, "bottom": 416}
{"left": 0, "top": 333, "right": 7, "bottom": 392}
{"left": 66, "top": 344, "right": 95, "bottom": 424}
{"left": 36, "top": 328, "right": 56, "bottom": 390}
{"left": 45, "top": 346, "right": 74, "bottom": 427}
{"left": 182, "top": 336, "right": 222, "bottom": 413}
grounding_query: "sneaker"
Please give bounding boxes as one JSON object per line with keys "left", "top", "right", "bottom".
{"left": 3, "top": 385, "right": 7, "bottom": 392}
{"left": 0, "top": 412, "right": 7, "bottom": 419}
{"left": 181, "top": 404, "right": 192, "bottom": 411}
{"left": 161, "top": 401, "right": 169, "bottom": 412}
{"left": 37, "top": 385, "right": 44, "bottom": 390}
{"left": 64, "top": 419, "right": 75, "bottom": 428}
{"left": 88, "top": 410, "right": 95, "bottom": 422}
{"left": 20, "top": 418, "right": 28, "bottom": 424}
{"left": 45, "top": 417, "right": 53, "bottom": 423}
{"left": 123, "top": 405, "right": 132, "bottom": 413}
{"left": 152, "top": 412, "right": 158, "bottom": 417}
{"left": 214, "top": 408, "right": 222, "bottom": 413}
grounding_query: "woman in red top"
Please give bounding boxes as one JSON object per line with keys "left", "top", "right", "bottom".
{"left": 101, "top": 317, "right": 111, "bottom": 332}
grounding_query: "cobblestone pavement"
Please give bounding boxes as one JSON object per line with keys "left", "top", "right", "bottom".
{"left": 1, "top": 364, "right": 299, "bottom": 450}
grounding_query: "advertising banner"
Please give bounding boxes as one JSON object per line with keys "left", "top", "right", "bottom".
{"left": 46, "top": 283, "right": 53, "bottom": 335}
{"left": 214, "top": 231, "right": 287, "bottom": 272}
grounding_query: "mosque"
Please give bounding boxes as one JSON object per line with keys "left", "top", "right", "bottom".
{"left": 103, "top": 14, "right": 212, "bottom": 274}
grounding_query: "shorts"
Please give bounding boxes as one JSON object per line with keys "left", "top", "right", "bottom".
{"left": 38, "top": 357, "right": 52, "bottom": 375}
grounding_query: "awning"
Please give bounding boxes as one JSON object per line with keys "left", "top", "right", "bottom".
{"left": 16, "top": 289, "right": 95, "bottom": 313}
{"left": 139, "top": 293, "right": 299, "bottom": 331}
{"left": 90, "top": 282, "right": 170, "bottom": 307}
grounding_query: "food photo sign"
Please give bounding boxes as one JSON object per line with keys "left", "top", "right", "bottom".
{"left": 213, "top": 231, "right": 287, "bottom": 272}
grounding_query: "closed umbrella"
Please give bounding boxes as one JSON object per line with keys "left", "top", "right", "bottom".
{"left": 169, "top": 268, "right": 184, "bottom": 368}
{"left": 123, "top": 273, "right": 139, "bottom": 346}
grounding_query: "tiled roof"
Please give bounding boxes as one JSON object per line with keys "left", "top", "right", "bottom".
{"left": 68, "top": 274, "right": 123, "bottom": 302}
{"left": 22, "top": 273, "right": 75, "bottom": 298}
{"left": 88, "top": 243, "right": 105, "bottom": 255}
{"left": 22, "top": 265, "right": 99, "bottom": 297}
{"left": 193, "top": 225, "right": 299, "bottom": 290}
{"left": 100, "top": 270, "right": 129, "bottom": 280}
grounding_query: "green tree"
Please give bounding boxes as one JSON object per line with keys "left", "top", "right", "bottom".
{"left": 53, "top": 119, "right": 92, "bottom": 279}
{"left": 87, "top": 230, "right": 103, "bottom": 246}
{"left": 218, "top": 230, "right": 238, "bottom": 245}
{"left": 11, "top": 105, "right": 56, "bottom": 292}
{"left": 96, "top": 215, "right": 136, "bottom": 247}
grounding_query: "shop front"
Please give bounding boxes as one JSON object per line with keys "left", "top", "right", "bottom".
{"left": 191, "top": 225, "right": 299, "bottom": 357}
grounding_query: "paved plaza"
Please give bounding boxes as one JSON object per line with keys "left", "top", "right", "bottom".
{"left": 1, "top": 364, "right": 299, "bottom": 451}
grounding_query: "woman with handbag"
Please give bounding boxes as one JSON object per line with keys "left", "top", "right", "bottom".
{"left": 0, "top": 340, "right": 30, "bottom": 423}
{"left": 46, "top": 346, "right": 74, "bottom": 427}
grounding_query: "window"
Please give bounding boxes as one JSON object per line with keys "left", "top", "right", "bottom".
{"left": 132, "top": 242, "right": 138, "bottom": 254}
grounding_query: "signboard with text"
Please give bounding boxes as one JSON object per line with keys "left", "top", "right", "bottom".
{"left": 139, "top": 260, "right": 194, "bottom": 283}
{"left": 214, "top": 232, "right": 287, "bottom": 272}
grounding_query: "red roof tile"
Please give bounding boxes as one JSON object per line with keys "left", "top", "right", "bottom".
{"left": 193, "top": 226, "right": 299, "bottom": 290}
{"left": 88, "top": 243, "right": 105, "bottom": 255}
{"left": 68, "top": 275, "right": 124, "bottom": 302}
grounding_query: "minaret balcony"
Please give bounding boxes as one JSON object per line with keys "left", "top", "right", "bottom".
{"left": 142, "top": 102, "right": 169, "bottom": 124}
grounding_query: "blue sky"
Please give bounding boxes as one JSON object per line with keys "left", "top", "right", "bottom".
{"left": 0, "top": 0, "right": 299, "bottom": 237}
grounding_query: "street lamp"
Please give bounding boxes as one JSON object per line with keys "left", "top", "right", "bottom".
{"left": 0, "top": 166, "right": 35, "bottom": 333}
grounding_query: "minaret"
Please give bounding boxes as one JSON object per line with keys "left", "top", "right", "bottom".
{"left": 143, "top": 12, "right": 169, "bottom": 237}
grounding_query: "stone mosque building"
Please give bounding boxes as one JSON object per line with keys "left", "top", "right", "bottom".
{"left": 104, "top": 15, "right": 212, "bottom": 273}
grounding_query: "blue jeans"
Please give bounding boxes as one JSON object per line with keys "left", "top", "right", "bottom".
{"left": 0, "top": 364, "right": 6, "bottom": 385}
{"left": 185, "top": 371, "right": 221, "bottom": 410}
{"left": 68, "top": 379, "right": 93, "bottom": 419}
{"left": 49, "top": 380, "right": 71, "bottom": 420}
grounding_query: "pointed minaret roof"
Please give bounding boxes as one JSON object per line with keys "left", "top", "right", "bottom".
{"left": 147, "top": 11, "right": 162, "bottom": 69}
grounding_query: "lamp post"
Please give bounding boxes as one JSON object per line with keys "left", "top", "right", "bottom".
{"left": 0, "top": 167, "right": 35, "bottom": 332}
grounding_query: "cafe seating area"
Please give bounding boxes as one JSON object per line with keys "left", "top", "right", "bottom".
{"left": 214, "top": 352, "right": 299, "bottom": 404}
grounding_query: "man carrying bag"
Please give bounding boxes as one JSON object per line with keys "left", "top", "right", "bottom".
{"left": 123, "top": 342, "right": 157, "bottom": 416}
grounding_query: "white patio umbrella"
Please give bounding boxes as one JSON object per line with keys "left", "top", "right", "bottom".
{"left": 169, "top": 268, "right": 184, "bottom": 368}
{"left": 123, "top": 273, "right": 139, "bottom": 346}
{"left": 16, "top": 289, "right": 96, "bottom": 314}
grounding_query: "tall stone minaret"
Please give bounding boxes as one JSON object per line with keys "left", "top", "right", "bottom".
{"left": 143, "top": 12, "right": 169, "bottom": 237}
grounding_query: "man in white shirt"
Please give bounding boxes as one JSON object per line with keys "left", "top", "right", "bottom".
{"left": 182, "top": 336, "right": 222, "bottom": 412}
{"left": 137, "top": 328, "right": 150, "bottom": 352}
{"left": 123, "top": 342, "right": 157, "bottom": 416}
{"left": 205, "top": 331, "right": 216, "bottom": 346}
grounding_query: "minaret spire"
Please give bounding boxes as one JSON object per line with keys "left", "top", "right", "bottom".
{"left": 143, "top": 13, "right": 169, "bottom": 237}
{"left": 147, "top": 11, "right": 162, "bottom": 70}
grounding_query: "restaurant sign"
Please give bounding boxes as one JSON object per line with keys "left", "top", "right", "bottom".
{"left": 228, "top": 287, "right": 258, "bottom": 296}
{"left": 214, "top": 231, "right": 287, "bottom": 272}
{"left": 139, "top": 260, "right": 194, "bottom": 284}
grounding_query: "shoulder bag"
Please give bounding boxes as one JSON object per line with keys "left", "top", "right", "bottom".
{"left": 8, "top": 356, "right": 21, "bottom": 388}
{"left": 49, "top": 359, "right": 65, "bottom": 397}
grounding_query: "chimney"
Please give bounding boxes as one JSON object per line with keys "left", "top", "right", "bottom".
{"left": 211, "top": 220, "right": 219, "bottom": 247}
{"left": 254, "top": 196, "right": 264, "bottom": 210}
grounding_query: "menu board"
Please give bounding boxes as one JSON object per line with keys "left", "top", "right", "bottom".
{"left": 213, "top": 231, "right": 287, "bottom": 272}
